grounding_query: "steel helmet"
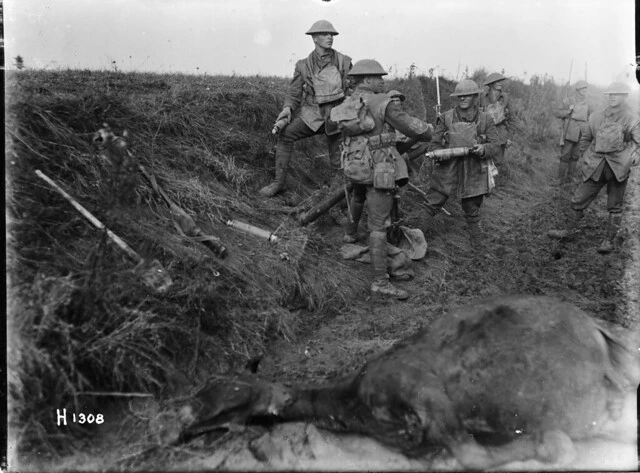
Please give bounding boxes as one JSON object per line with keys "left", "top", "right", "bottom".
{"left": 305, "top": 20, "right": 339, "bottom": 35}
{"left": 450, "top": 79, "right": 482, "bottom": 97}
{"left": 603, "top": 81, "right": 631, "bottom": 95}
{"left": 484, "top": 72, "right": 507, "bottom": 86}
{"left": 387, "top": 90, "right": 406, "bottom": 102}
{"left": 348, "top": 59, "right": 388, "bottom": 77}
{"left": 574, "top": 80, "right": 588, "bottom": 90}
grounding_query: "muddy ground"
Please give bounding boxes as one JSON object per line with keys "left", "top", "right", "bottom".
{"left": 37, "top": 145, "right": 639, "bottom": 471}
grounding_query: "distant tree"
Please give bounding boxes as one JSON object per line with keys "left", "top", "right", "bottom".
{"left": 14, "top": 55, "right": 25, "bottom": 70}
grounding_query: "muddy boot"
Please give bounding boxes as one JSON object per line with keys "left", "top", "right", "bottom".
{"left": 343, "top": 201, "right": 364, "bottom": 243}
{"left": 259, "top": 145, "right": 291, "bottom": 197}
{"left": 371, "top": 277, "right": 409, "bottom": 300}
{"left": 369, "top": 231, "right": 408, "bottom": 300}
{"left": 548, "top": 209, "right": 583, "bottom": 239}
{"left": 598, "top": 213, "right": 621, "bottom": 254}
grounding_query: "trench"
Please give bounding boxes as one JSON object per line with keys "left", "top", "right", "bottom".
{"left": 145, "top": 144, "right": 640, "bottom": 470}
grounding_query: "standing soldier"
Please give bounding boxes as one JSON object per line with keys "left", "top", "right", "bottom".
{"left": 260, "top": 20, "right": 352, "bottom": 199}
{"left": 422, "top": 79, "right": 500, "bottom": 242}
{"left": 548, "top": 82, "right": 640, "bottom": 253}
{"left": 479, "top": 72, "right": 510, "bottom": 162}
{"left": 331, "top": 59, "right": 432, "bottom": 300}
{"left": 554, "top": 80, "right": 593, "bottom": 184}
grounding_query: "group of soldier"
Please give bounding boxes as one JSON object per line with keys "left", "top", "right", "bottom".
{"left": 260, "top": 20, "right": 640, "bottom": 300}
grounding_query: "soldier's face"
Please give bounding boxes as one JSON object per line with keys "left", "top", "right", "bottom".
{"left": 313, "top": 33, "right": 334, "bottom": 50}
{"left": 364, "top": 76, "right": 385, "bottom": 93}
{"left": 607, "top": 93, "right": 627, "bottom": 108}
{"left": 458, "top": 94, "right": 476, "bottom": 110}
{"left": 491, "top": 81, "right": 503, "bottom": 91}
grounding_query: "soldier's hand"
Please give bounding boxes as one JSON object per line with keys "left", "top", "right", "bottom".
{"left": 276, "top": 107, "right": 292, "bottom": 122}
{"left": 470, "top": 144, "right": 485, "bottom": 156}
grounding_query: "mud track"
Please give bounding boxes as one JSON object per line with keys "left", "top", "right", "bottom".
{"left": 100, "top": 149, "right": 640, "bottom": 470}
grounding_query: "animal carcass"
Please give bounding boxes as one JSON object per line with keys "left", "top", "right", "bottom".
{"left": 176, "top": 295, "right": 637, "bottom": 470}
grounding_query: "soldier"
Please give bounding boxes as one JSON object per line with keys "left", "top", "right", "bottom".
{"left": 387, "top": 89, "right": 406, "bottom": 106}
{"left": 554, "top": 80, "right": 594, "bottom": 184}
{"left": 479, "top": 72, "right": 510, "bottom": 162}
{"left": 422, "top": 79, "right": 500, "bottom": 242}
{"left": 331, "top": 59, "right": 432, "bottom": 300}
{"left": 548, "top": 82, "right": 640, "bottom": 253}
{"left": 260, "top": 20, "right": 352, "bottom": 199}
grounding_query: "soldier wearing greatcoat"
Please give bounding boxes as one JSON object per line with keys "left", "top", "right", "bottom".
{"left": 548, "top": 82, "right": 640, "bottom": 253}
{"left": 423, "top": 80, "right": 500, "bottom": 242}
{"left": 260, "top": 20, "right": 352, "bottom": 200}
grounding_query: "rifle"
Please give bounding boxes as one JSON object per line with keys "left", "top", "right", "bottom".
{"left": 434, "top": 68, "right": 442, "bottom": 121}
{"left": 559, "top": 59, "right": 574, "bottom": 147}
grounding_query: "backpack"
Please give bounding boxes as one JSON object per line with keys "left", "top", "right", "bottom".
{"left": 329, "top": 95, "right": 376, "bottom": 136}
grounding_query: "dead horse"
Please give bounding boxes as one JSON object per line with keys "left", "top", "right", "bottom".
{"left": 177, "top": 295, "right": 635, "bottom": 470}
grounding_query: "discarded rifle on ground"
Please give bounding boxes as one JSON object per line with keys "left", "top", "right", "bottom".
{"left": 137, "top": 164, "right": 228, "bottom": 259}
{"left": 35, "top": 169, "right": 173, "bottom": 293}
{"left": 92, "top": 124, "right": 227, "bottom": 259}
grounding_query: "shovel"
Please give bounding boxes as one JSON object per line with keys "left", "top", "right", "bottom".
{"left": 35, "top": 170, "right": 173, "bottom": 293}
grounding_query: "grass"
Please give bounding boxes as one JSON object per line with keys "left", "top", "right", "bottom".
{"left": 6, "top": 67, "right": 601, "bottom": 462}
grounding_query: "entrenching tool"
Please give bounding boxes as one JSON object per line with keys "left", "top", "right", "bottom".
{"left": 35, "top": 169, "right": 173, "bottom": 293}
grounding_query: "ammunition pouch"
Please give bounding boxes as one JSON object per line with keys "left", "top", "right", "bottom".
{"left": 341, "top": 133, "right": 399, "bottom": 188}
{"left": 341, "top": 136, "right": 374, "bottom": 185}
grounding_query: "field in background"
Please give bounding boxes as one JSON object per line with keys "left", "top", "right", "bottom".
{"left": 5, "top": 68, "right": 637, "bottom": 469}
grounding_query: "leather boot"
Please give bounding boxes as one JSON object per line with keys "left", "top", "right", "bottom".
{"left": 598, "top": 213, "right": 621, "bottom": 254}
{"left": 369, "top": 231, "right": 408, "bottom": 300}
{"left": 259, "top": 144, "right": 292, "bottom": 197}
{"left": 343, "top": 200, "right": 364, "bottom": 243}
{"left": 548, "top": 209, "right": 583, "bottom": 239}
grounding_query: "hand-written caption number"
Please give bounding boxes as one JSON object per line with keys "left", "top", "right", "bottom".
{"left": 56, "top": 408, "right": 104, "bottom": 426}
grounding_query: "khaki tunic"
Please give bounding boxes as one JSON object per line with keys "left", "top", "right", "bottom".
{"left": 283, "top": 50, "right": 352, "bottom": 134}
{"left": 578, "top": 106, "right": 640, "bottom": 182}
{"left": 555, "top": 96, "right": 594, "bottom": 143}
{"left": 479, "top": 90, "right": 510, "bottom": 145}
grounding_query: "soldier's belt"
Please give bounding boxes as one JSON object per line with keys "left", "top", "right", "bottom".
{"left": 367, "top": 133, "right": 397, "bottom": 150}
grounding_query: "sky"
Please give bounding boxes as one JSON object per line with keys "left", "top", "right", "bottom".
{"left": 4, "top": 0, "right": 638, "bottom": 88}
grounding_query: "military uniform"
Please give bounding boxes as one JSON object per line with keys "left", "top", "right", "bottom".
{"left": 332, "top": 59, "right": 432, "bottom": 299}
{"left": 479, "top": 73, "right": 510, "bottom": 162}
{"left": 554, "top": 81, "right": 594, "bottom": 183}
{"left": 572, "top": 102, "right": 640, "bottom": 214}
{"left": 479, "top": 92, "right": 509, "bottom": 160}
{"left": 424, "top": 105, "right": 500, "bottom": 232}
{"left": 548, "top": 82, "right": 640, "bottom": 253}
{"left": 260, "top": 20, "right": 352, "bottom": 198}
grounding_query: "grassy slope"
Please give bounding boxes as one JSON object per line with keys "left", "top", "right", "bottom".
{"left": 6, "top": 69, "right": 638, "bottom": 468}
